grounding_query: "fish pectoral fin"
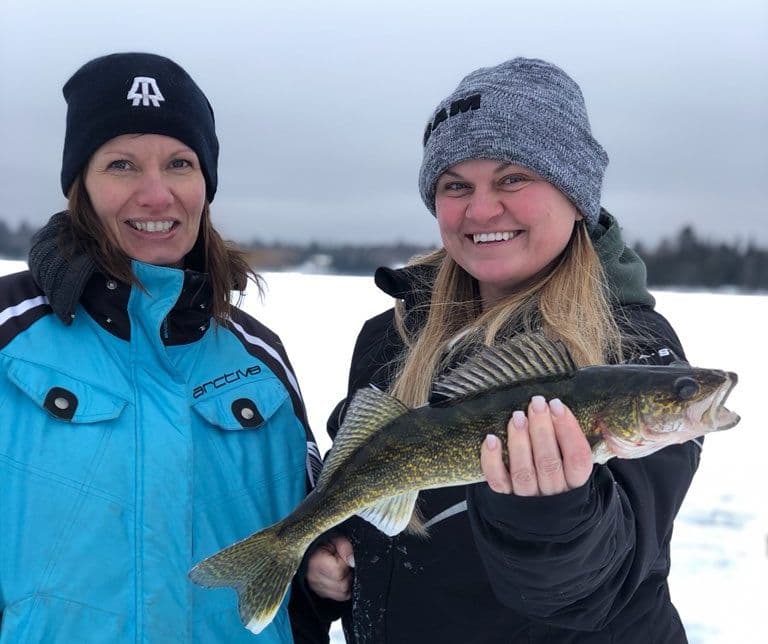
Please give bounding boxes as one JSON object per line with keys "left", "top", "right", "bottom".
{"left": 357, "top": 491, "right": 419, "bottom": 537}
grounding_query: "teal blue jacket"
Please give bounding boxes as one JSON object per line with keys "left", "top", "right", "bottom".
{"left": 0, "top": 259, "right": 321, "bottom": 643}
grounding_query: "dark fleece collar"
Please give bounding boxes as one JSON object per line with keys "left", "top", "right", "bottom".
{"left": 28, "top": 211, "right": 95, "bottom": 325}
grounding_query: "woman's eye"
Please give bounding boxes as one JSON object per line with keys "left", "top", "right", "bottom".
{"left": 169, "top": 158, "right": 193, "bottom": 170}
{"left": 107, "top": 159, "right": 132, "bottom": 171}
{"left": 441, "top": 181, "right": 470, "bottom": 192}
{"left": 500, "top": 174, "right": 531, "bottom": 188}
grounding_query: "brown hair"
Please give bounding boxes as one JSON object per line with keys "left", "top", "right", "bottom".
{"left": 390, "top": 222, "right": 623, "bottom": 407}
{"left": 63, "top": 174, "right": 261, "bottom": 323}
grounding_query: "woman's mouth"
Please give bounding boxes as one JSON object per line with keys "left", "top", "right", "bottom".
{"left": 127, "top": 219, "right": 178, "bottom": 233}
{"left": 470, "top": 231, "right": 522, "bottom": 244}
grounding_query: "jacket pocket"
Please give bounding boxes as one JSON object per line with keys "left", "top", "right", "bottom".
{"left": 1, "top": 359, "right": 129, "bottom": 484}
{"left": 6, "top": 359, "right": 127, "bottom": 424}
{"left": 190, "top": 376, "right": 306, "bottom": 513}
{"left": 192, "top": 373, "right": 288, "bottom": 432}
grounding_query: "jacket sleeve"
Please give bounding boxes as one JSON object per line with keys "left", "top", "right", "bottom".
{"left": 329, "top": 309, "right": 401, "bottom": 442}
{"left": 466, "top": 307, "right": 698, "bottom": 631}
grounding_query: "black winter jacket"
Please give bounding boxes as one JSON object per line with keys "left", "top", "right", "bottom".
{"left": 314, "top": 213, "right": 696, "bottom": 643}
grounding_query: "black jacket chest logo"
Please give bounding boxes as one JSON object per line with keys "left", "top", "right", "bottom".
{"left": 193, "top": 365, "right": 262, "bottom": 399}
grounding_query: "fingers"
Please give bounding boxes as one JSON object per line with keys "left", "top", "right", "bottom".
{"left": 549, "top": 398, "right": 593, "bottom": 489}
{"left": 480, "top": 433, "right": 513, "bottom": 494}
{"left": 506, "top": 410, "right": 538, "bottom": 496}
{"left": 305, "top": 536, "right": 354, "bottom": 601}
{"left": 527, "top": 396, "right": 568, "bottom": 495}
{"left": 481, "top": 397, "right": 592, "bottom": 498}
{"left": 330, "top": 534, "right": 355, "bottom": 569}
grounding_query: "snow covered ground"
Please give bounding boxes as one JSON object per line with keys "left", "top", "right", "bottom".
{"left": 1, "top": 260, "right": 764, "bottom": 642}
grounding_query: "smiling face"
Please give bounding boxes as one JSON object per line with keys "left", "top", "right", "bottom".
{"left": 84, "top": 133, "right": 206, "bottom": 267}
{"left": 434, "top": 159, "right": 582, "bottom": 305}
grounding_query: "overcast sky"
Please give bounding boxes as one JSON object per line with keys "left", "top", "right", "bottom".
{"left": 1, "top": 0, "right": 766, "bottom": 248}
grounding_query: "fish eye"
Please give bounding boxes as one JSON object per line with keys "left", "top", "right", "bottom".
{"left": 674, "top": 377, "right": 699, "bottom": 400}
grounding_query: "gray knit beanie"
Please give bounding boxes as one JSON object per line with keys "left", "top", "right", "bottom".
{"left": 418, "top": 57, "right": 607, "bottom": 228}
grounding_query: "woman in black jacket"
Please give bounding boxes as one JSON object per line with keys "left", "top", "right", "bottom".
{"left": 304, "top": 58, "right": 696, "bottom": 643}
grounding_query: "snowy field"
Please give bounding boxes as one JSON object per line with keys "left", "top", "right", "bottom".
{"left": 1, "top": 260, "right": 765, "bottom": 643}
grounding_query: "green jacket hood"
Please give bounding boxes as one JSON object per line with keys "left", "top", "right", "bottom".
{"left": 592, "top": 209, "right": 655, "bottom": 308}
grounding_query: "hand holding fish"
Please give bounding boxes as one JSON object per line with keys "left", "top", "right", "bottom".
{"left": 481, "top": 396, "right": 593, "bottom": 496}
{"left": 306, "top": 534, "right": 355, "bottom": 601}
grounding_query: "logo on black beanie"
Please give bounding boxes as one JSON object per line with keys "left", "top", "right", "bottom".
{"left": 126, "top": 76, "right": 165, "bottom": 107}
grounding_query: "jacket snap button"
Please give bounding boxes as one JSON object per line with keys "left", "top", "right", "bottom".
{"left": 106, "top": 280, "right": 118, "bottom": 290}
{"left": 231, "top": 398, "right": 263, "bottom": 428}
{"left": 44, "top": 387, "right": 78, "bottom": 420}
{"left": 54, "top": 397, "right": 70, "bottom": 410}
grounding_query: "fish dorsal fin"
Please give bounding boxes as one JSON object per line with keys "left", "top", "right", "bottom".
{"left": 357, "top": 491, "right": 420, "bottom": 536}
{"left": 431, "top": 332, "right": 576, "bottom": 401}
{"left": 316, "top": 386, "right": 408, "bottom": 489}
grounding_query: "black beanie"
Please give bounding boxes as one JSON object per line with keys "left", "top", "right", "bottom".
{"left": 61, "top": 52, "right": 219, "bottom": 202}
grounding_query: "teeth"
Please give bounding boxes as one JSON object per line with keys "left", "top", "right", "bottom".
{"left": 473, "top": 231, "right": 516, "bottom": 244}
{"left": 130, "top": 220, "right": 174, "bottom": 233}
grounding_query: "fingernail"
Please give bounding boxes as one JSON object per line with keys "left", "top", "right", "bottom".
{"left": 485, "top": 434, "right": 499, "bottom": 450}
{"left": 549, "top": 398, "right": 565, "bottom": 417}
{"left": 512, "top": 410, "right": 527, "bottom": 429}
{"left": 346, "top": 554, "right": 355, "bottom": 568}
{"left": 531, "top": 395, "right": 547, "bottom": 413}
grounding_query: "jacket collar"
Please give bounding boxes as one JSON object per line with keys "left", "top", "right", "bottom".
{"left": 78, "top": 268, "right": 212, "bottom": 343}
{"left": 374, "top": 208, "right": 655, "bottom": 311}
{"left": 28, "top": 211, "right": 213, "bottom": 344}
{"left": 28, "top": 211, "right": 96, "bottom": 325}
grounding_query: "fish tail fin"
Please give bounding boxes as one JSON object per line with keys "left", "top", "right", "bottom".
{"left": 189, "top": 523, "right": 302, "bottom": 634}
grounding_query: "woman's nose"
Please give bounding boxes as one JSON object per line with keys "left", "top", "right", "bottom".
{"left": 135, "top": 171, "right": 174, "bottom": 209}
{"left": 466, "top": 190, "right": 504, "bottom": 221}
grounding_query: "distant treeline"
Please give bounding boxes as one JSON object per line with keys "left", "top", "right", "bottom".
{"left": 1, "top": 219, "right": 766, "bottom": 291}
{"left": 0, "top": 220, "right": 37, "bottom": 260}
{"left": 633, "top": 226, "right": 768, "bottom": 292}
{"left": 240, "top": 240, "right": 434, "bottom": 275}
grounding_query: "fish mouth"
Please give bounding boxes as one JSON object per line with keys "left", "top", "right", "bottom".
{"left": 638, "top": 370, "right": 740, "bottom": 442}
{"left": 709, "top": 371, "right": 740, "bottom": 431}
{"left": 688, "top": 370, "right": 739, "bottom": 432}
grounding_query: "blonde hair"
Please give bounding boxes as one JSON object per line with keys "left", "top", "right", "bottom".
{"left": 390, "top": 222, "right": 623, "bottom": 406}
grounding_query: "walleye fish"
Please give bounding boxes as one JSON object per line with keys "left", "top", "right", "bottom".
{"left": 189, "top": 333, "right": 739, "bottom": 633}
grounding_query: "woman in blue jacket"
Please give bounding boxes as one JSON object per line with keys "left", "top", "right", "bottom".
{"left": 0, "top": 52, "right": 323, "bottom": 643}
